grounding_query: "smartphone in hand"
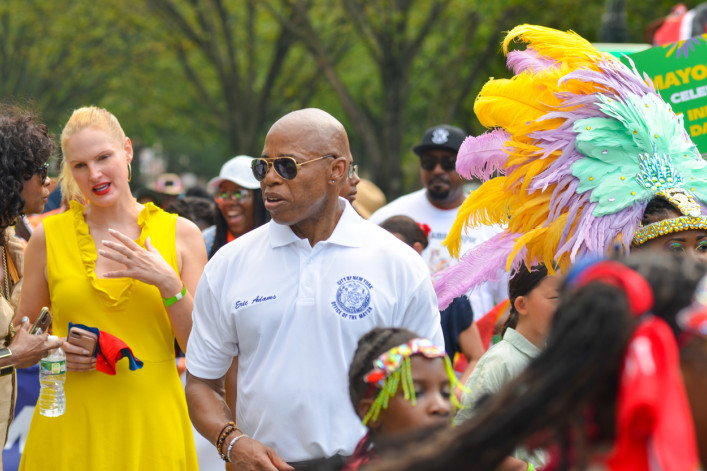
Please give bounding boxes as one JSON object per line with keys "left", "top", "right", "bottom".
{"left": 67, "top": 327, "right": 98, "bottom": 356}
{"left": 30, "top": 307, "right": 52, "bottom": 335}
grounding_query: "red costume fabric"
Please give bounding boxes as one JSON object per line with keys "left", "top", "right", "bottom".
{"left": 606, "top": 316, "right": 699, "bottom": 470}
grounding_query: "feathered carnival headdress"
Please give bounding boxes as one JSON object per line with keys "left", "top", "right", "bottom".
{"left": 435, "top": 25, "right": 707, "bottom": 309}
{"left": 361, "top": 338, "right": 464, "bottom": 425}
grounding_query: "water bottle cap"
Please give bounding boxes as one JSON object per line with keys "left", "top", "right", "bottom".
{"left": 47, "top": 335, "right": 59, "bottom": 342}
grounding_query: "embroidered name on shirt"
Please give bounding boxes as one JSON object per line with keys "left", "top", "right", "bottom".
{"left": 234, "top": 295, "right": 277, "bottom": 310}
{"left": 331, "top": 276, "right": 373, "bottom": 320}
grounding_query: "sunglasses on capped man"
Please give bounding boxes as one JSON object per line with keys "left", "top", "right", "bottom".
{"left": 419, "top": 154, "right": 456, "bottom": 172}
{"left": 251, "top": 154, "right": 336, "bottom": 181}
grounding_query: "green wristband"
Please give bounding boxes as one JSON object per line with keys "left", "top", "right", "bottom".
{"left": 163, "top": 285, "right": 187, "bottom": 307}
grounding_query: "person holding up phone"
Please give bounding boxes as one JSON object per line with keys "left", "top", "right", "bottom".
{"left": 0, "top": 106, "right": 62, "bottom": 467}
{"left": 16, "top": 107, "right": 207, "bottom": 470}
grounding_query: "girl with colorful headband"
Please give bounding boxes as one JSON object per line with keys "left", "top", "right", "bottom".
{"left": 368, "top": 252, "right": 707, "bottom": 471}
{"left": 344, "top": 327, "right": 464, "bottom": 471}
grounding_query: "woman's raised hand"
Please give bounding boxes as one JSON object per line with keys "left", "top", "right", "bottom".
{"left": 99, "top": 229, "right": 182, "bottom": 297}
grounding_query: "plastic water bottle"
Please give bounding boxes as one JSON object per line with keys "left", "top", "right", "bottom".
{"left": 38, "top": 336, "right": 66, "bottom": 417}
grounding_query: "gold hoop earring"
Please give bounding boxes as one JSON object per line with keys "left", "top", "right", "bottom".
{"left": 127, "top": 163, "right": 132, "bottom": 182}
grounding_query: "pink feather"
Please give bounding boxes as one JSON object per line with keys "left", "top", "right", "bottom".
{"left": 456, "top": 130, "right": 511, "bottom": 180}
{"left": 433, "top": 233, "right": 516, "bottom": 310}
{"left": 507, "top": 48, "right": 558, "bottom": 74}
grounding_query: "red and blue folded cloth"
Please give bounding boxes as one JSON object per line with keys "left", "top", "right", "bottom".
{"left": 67, "top": 322, "right": 143, "bottom": 375}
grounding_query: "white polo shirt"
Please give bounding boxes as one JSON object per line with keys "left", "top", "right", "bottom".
{"left": 186, "top": 199, "right": 443, "bottom": 462}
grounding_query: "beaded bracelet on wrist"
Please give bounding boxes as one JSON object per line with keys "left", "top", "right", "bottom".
{"left": 215, "top": 421, "right": 236, "bottom": 458}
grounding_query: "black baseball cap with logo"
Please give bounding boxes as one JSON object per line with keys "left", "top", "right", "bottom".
{"left": 412, "top": 124, "right": 467, "bottom": 156}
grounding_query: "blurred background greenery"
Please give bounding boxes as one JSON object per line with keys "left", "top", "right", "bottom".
{"left": 0, "top": 0, "right": 684, "bottom": 198}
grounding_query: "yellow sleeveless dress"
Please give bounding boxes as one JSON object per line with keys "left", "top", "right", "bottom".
{"left": 19, "top": 201, "right": 198, "bottom": 470}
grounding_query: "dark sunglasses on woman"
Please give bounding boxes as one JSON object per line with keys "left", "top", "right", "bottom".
{"left": 34, "top": 163, "right": 49, "bottom": 182}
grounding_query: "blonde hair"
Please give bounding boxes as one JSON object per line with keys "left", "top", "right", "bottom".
{"left": 59, "top": 106, "right": 126, "bottom": 201}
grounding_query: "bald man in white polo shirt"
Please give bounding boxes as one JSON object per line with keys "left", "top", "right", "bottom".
{"left": 185, "top": 108, "right": 443, "bottom": 471}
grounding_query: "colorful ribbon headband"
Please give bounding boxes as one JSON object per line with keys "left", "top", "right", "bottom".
{"left": 364, "top": 338, "right": 446, "bottom": 386}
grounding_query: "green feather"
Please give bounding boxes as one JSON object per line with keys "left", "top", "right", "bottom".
{"left": 571, "top": 92, "right": 707, "bottom": 217}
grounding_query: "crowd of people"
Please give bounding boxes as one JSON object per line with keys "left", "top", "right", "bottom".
{"left": 1, "top": 22, "right": 707, "bottom": 471}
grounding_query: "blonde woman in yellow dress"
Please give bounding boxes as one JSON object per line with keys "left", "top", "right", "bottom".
{"left": 16, "top": 107, "right": 206, "bottom": 470}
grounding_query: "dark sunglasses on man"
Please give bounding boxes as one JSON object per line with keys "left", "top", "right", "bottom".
{"left": 419, "top": 155, "right": 456, "bottom": 172}
{"left": 251, "top": 154, "right": 336, "bottom": 181}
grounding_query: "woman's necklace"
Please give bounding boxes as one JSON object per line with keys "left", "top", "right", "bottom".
{"left": 1, "top": 239, "right": 9, "bottom": 301}
{"left": 1, "top": 236, "right": 16, "bottom": 346}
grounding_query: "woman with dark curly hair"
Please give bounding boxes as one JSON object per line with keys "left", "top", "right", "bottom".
{"left": 0, "top": 106, "right": 62, "bottom": 464}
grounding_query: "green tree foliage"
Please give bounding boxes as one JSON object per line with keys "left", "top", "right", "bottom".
{"left": 144, "top": 0, "right": 330, "bottom": 156}
{"left": 0, "top": 0, "right": 685, "bottom": 196}
{"left": 0, "top": 0, "right": 128, "bottom": 130}
{"left": 262, "top": 0, "right": 460, "bottom": 197}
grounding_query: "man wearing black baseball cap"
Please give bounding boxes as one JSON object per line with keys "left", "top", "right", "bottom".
{"left": 369, "top": 125, "right": 506, "bottom": 340}
{"left": 370, "top": 124, "right": 500, "bottom": 273}
{"left": 412, "top": 124, "right": 467, "bottom": 209}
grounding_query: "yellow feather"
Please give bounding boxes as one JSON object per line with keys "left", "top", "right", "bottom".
{"left": 542, "top": 214, "right": 569, "bottom": 263}
{"left": 474, "top": 73, "right": 562, "bottom": 133}
{"left": 502, "top": 25, "right": 607, "bottom": 70}
{"left": 506, "top": 225, "right": 548, "bottom": 271}
{"left": 444, "top": 178, "right": 509, "bottom": 258}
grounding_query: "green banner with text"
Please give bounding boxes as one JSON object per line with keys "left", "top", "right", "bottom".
{"left": 620, "top": 35, "right": 707, "bottom": 155}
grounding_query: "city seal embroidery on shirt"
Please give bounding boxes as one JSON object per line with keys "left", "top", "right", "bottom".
{"left": 331, "top": 276, "right": 373, "bottom": 320}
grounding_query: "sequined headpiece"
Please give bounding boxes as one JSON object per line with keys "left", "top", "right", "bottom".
{"left": 361, "top": 338, "right": 464, "bottom": 425}
{"left": 630, "top": 152, "right": 707, "bottom": 245}
{"left": 434, "top": 25, "right": 707, "bottom": 309}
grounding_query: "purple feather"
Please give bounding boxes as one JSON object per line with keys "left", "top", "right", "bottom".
{"left": 456, "top": 130, "right": 511, "bottom": 180}
{"left": 560, "top": 59, "right": 654, "bottom": 101}
{"left": 507, "top": 48, "right": 558, "bottom": 74}
{"left": 433, "top": 233, "right": 515, "bottom": 310}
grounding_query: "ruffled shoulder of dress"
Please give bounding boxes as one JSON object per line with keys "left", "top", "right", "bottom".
{"left": 137, "top": 202, "right": 162, "bottom": 226}
{"left": 68, "top": 201, "right": 97, "bottom": 283}
{"left": 68, "top": 200, "right": 155, "bottom": 307}
{"left": 135, "top": 202, "right": 164, "bottom": 246}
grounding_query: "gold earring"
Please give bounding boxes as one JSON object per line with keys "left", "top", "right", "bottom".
{"left": 127, "top": 163, "right": 132, "bottom": 182}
